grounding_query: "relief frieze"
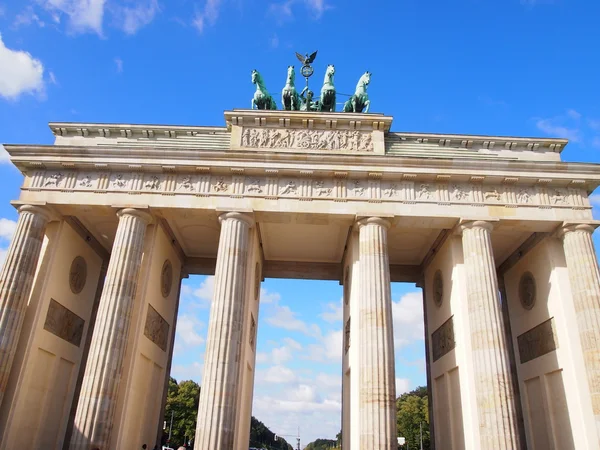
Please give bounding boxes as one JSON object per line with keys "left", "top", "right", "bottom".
{"left": 144, "top": 304, "right": 170, "bottom": 352}
{"left": 241, "top": 128, "right": 373, "bottom": 152}
{"left": 517, "top": 318, "right": 558, "bottom": 364}
{"left": 44, "top": 298, "right": 85, "bottom": 347}
{"left": 432, "top": 316, "right": 455, "bottom": 362}
{"left": 32, "top": 170, "right": 586, "bottom": 209}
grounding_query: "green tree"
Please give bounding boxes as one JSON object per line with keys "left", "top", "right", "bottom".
{"left": 304, "top": 438, "right": 338, "bottom": 449}
{"left": 164, "top": 377, "right": 200, "bottom": 447}
{"left": 249, "top": 416, "right": 293, "bottom": 449}
{"left": 396, "top": 386, "right": 430, "bottom": 450}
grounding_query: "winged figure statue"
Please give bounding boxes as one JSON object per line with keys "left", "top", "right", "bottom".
{"left": 295, "top": 51, "right": 318, "bottom": 66}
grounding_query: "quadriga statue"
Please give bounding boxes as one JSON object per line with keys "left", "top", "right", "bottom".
{"left": 281, "top": 65, "right": 300, "bottom": 111}
{"left": 343, "top": 71, "right": 371, "bottom": 113}
{"left": 251, "top": 69, "right": 277, "bottom": 110}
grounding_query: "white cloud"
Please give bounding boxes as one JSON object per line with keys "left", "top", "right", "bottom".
{"left": 567, "top": 109, "right": 582, "bottom": 120}
{"left": 260, "top": 287, "right": 280, "bottom": 304}
{"left": 0, "top": 218, "right": 17, "bottom": 241}
{"left": 392, "top": 291, "right": 425, "bottom": 349}
{"left": 0, "top": 248, "right": 7, "bottom": 267}
{"left": 259, "top": 337, "right": 303, "bottom": 365}
{"left": 171, "top": 361, "right": 203, "bottom": 383}
{"left": 592, "top": 137, "right": 600, "bottom": 149}
{"left": 319, "top": 300, "right": 342, "bottom": 323}
{"left": 536, "top": 118, "right": 580, "bottom": 142}
{"left": 268, "top": 1, "right": 294, "bottom": 23}
{"left": 269, "top": 0, "right": 329, "bottom": 23}
{"left": 0, "top": 34, "right": 45, "bottom": 100}
{"left": 0, "top": 145, "right": 10, "bottom": 164}
{"left": 114, "top": 0, "right": 159, "bottom": 35}
{"left": 305, "top": 329, "right": 342, "bottom": 364}
{"left": 265, "top": 302, "right": 323, "bottom": 338}
{"left": 14, "top": 6, "right": 46, "bottom": 28}
{"left": 259, "top": 365, "right": 298, "bottom": 384}
{"left": 0, "top": 5, "right": 5, "bottom": 17}
{"left": 304, "top": 0, "right": 328, "bottom": 17}
{"left": 193, "top": 276, "right": 214, "bottom": 305}
{"left": 192, "top": 0, "right": 221, "bottom": 33}
{"left": 175, "top": 314, "right": 205, "bottom": 347}
{"left": 114, "top": 57, "right": 123, "bottom": 73}
{"left": 396, "top": 377, "right": 411, "bottom": 396}
{"left": 41, "top": 0, "right": 106, "bottom": 35}
{"left": 49, "top": 71, "right": 57, "bottom": 85}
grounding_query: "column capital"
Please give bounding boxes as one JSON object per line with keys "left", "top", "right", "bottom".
{"left": 557, "top": 221, "right": 599, "bottom": 240}
{"left": 355, "top": 216, "right": 391, "bottom": 230}
{"left": 116, "top": 207, "right": 153, "bottom": 224}
{"left": 18, "top": 204, "right": 52, "bottom": 222}
{"left": 458, "top": 219, "right": 496, "bottom": 234}
{"left": 218, "top": 211, "right": 255, "bottom": 228}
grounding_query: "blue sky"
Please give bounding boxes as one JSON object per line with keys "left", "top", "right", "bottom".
{"left": 1, "top": 0, "right": 600, "bottom": 445}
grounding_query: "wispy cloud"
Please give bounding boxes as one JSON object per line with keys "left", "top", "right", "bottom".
{"left": 0, "top": 34, "right": 45, "bottom": 100}
{"left": 114, "top": 57, "right": 123, "bottom": 73}
{"left": 192, "top": 0, "right": 222, "bottom": 33}
{"left": 535, "top": 118, "right": 581, "bottom": 142}
{"left": 39, "top": 0, "right": 107, "bottom": 35}
{"left": 13, "top": 6, "right": 46, "bottom": 28}
{"left": 270, "top": 34, "right": 279, "bottom": 49}
{"left": 114, "top": 0, "right": 159, "bottom": 35}
{"left": 269, "top": 0, "right": 331, "bottom": 23}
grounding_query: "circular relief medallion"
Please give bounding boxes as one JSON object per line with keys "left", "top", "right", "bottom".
{"left": 255, "top": 262, "right": 261, "bottom": 300}
{"left": 519, "top": 272, "right": 536, "bottom": 310}
{"left": 433, "top": 270, "right": 443, "bottom": 307}
{"left": 161, "top": 260, "right": 173, "bottom": 298}
{"left": 69, "top": 256, "right": 87, "bottom": 294}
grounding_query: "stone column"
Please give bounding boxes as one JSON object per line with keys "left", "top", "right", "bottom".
{"left": 70, "top": 208, "right": 152, "bottom": 450}
{"left": 459, "top": 220, "right": 520, "bottom": 449}
{"left": 0, "top": 205, "right": 51, "bottom": 407}
{"left": 559, "top": 223, "right": 600, "bottom": 433}
{"left": 356, "top": 217, "right": 397, "bottom": 449}
{"left": 194, "top": 212, "right": 253, "bottom": 450}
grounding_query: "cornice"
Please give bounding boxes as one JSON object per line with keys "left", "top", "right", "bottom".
{"left": 48, "top": 122, "right": 227, "bottom": 138}
{"left": 5, "top": 144, "right": 600, "bottom": 189}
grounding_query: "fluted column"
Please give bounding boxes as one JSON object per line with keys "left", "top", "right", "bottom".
{"left": 559, "top": 223, "right": 600, "bottom": 432}
{"left": 460, "top": 220, "right": 520, "bottom": 449}
{"left": 0, "top": 205, "right": 51, "bottom": 407}
{"left": 194, "top": 212, "right": 253, "bottom": 450}
{"left": 357, "top": 217, "right": 397, "bottom": 450}
{"left": 70, "top": 208, "right": 152, "bottom": 450}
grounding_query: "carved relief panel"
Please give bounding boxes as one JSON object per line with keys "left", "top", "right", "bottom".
{"left": 241, "top": 128, "right": 374, "bottom": 152}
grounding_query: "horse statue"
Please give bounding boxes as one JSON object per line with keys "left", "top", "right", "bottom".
{"left": 343, "top": 71, "right": 371, "bottom": 113}
{"left": 281, "top": 66, "right": 300, "bottom": 111}
{"left": 251, "top": 69, "right": 277, "bottom": 110}
{"left": 318, "top": 64, "right": 336, "bottom": 112}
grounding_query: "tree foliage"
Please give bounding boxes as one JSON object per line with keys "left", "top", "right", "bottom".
{"left": 304, "top": 438, "right": 338, "bottom": 449}
{"left": 249, "top": 416, "right": 293, "bottom": 449}
{"left": 163, "top": 377, "right": 200, "bottom": 447}
{"left": 396, "top": 386, "right": 430, "bottom": 450}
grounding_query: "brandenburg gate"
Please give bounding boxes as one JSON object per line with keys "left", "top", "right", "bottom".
{"left": 1, "top": 108, "right": 600, "bottom": 450}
